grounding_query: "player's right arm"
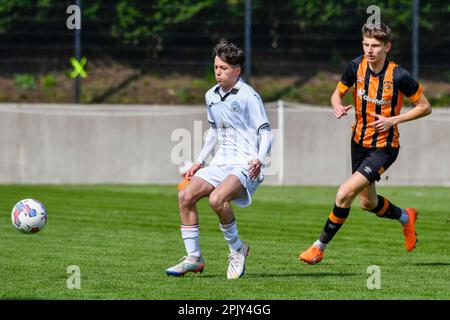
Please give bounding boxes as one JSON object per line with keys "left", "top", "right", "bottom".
{"left": 186, "top": 94, "right": 218, "bottom": 179}
{"left": 186, "top": 126, "right": 218, "bottom": 179}
{"left": 331, "top": 58, "right": 359, "bottom": 119}
{"left": 331, "top": 88, "right": 352, "bottom": 119}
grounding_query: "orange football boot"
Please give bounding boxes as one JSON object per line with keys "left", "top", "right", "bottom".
{"left": 403, "top": 208, "right": 418, "bottom": 252}
{"left": 299, "top": 245, "right": 324, "bottom": 265}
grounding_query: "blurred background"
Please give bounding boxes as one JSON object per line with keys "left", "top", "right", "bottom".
{"left": 1, "top": 0, "right": 449, "bottom": 106}
{"left": 0, "top": 0, "right": 449, "bottom": 186}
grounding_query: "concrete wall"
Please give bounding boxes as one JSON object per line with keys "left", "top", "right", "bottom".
{"left": 0, "top": 103, "right": 448, "bottom": 186}
{"left": 279, "top": 103, "right": 450, "bottom": 186}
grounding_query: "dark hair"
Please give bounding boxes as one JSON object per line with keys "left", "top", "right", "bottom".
{"left": 362, "top": 22, "right": 391, "bottom": 43}
{"left": 213, "top": 40, "right": 246, "bottom": 68}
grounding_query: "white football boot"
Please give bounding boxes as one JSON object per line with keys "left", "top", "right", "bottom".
{"left": 227, "top": 241, "right": 249, "bottom": 279}
{"left": 166, "top": 256, "right": 205, "bottom": 276}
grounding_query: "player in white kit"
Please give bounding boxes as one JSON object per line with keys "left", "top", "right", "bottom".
{"left": 166, "top": 40, "right": 273, "bottom": 279}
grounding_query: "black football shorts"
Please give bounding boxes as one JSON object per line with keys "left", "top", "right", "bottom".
{"left": 351, "top": 140, "right": 399, "bottom": 183}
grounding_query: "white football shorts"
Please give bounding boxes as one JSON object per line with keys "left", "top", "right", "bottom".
{"left": 194, "top": 164, "right": 263, "bottom": 208}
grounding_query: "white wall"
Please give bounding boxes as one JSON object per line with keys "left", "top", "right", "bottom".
{"left": 0, "top": 103, "right": 448, "bottom": 186}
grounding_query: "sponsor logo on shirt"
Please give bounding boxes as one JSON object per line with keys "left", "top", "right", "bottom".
{"left": 357, "top": 88, "right": 390, "bottom": 106}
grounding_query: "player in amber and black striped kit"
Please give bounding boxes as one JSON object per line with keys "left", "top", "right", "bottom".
{"left": 299, "top": 23, "right": 432, "bottom": 265}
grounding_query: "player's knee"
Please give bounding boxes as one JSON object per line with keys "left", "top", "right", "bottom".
{"left": 336, "top": 185, "right": 356, "bottom": 206}
{"left": 178, "top": 189, "right": 194, "bottom": 207}
{"left": 208, "top": 192, "right": 224, "bottom": 211}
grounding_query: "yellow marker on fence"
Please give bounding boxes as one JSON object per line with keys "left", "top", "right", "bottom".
{"left": 70, "top": 57, "right": 88, "bottom": 78}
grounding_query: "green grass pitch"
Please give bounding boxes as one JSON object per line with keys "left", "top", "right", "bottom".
{"left": 0, "top": 185, "right": 449, "bottom": 300}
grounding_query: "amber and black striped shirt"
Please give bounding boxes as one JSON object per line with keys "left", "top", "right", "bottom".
{"left": 337, "top": 55, "right": 423, "bottom": 148}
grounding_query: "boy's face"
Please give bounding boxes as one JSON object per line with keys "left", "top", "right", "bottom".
{"left": 214, "top": 56, "right": 241, "bottom": 90}
{"left": 362, "top": 36, "right": 391, "bottom": 65}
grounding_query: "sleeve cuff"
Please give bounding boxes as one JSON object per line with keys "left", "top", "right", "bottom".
{"left": 407, "top": 83, "right": 423, "bottom": 104}
{"left": 337, "top": 81, "right": 350, "bottom": 95}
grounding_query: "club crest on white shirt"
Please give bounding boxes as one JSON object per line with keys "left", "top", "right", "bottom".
{"left": 230, "top": 101, "right": 240, "bottom": 112}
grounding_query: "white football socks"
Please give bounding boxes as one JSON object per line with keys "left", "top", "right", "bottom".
{"left": 398, "top": 209, "right": 409, "bottom": 225}
{"left": 219, "top": 219, "right": 243, "bottom": 253}
{"left": 181, "top": 224, "right": 201, "bottom": 258}
{"left": 314, "top": 239, "right": 327, "bottom": 251}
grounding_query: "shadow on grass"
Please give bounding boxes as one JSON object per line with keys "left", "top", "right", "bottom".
{"left": 249, "top": 272, "right": 358, "bottom": 278}
{"left": 411, "top": 262, "right": 450, "bottom": 266}
{"left": 196, "top": 272, "right": 358, "bottom": 279}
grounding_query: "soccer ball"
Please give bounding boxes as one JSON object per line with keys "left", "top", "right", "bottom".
{"left": 11, "top": 199, "right": 47, "bottom": 234}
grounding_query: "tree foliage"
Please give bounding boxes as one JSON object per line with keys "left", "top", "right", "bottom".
{"left": 0, "top": 0, "right": 448, "bottom": 67}
{"left": 0, "top": 0, "right": 448, "bottom": 40}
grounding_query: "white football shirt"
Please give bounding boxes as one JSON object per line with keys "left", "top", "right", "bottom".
{"left": 204, "top": 78, "right": 270, "bottom": 167}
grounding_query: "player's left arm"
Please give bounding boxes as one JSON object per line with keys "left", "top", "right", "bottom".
{"left": 370, "top": 69, "right": 432, "bottom": 133}
{"left": 371, "top": 95, "right": 431, "bottom": 132}
{"left": 248, "top": 93, "right": 273, "bottom": 180}
{"left": 249, "top": 126, "right": 273, "bottom": 180}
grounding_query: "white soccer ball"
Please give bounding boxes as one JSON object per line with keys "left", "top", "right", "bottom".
{"left": 11, "top": 199, "right": 47, "bottom": 234}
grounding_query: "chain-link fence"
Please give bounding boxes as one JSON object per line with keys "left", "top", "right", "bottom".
{"left": 0, "top": 1, "right": 449, "bottom": 103}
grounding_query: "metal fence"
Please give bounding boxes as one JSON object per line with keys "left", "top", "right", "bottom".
{"left": 1, "top": 1, "right": 449, "bottom": 80}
